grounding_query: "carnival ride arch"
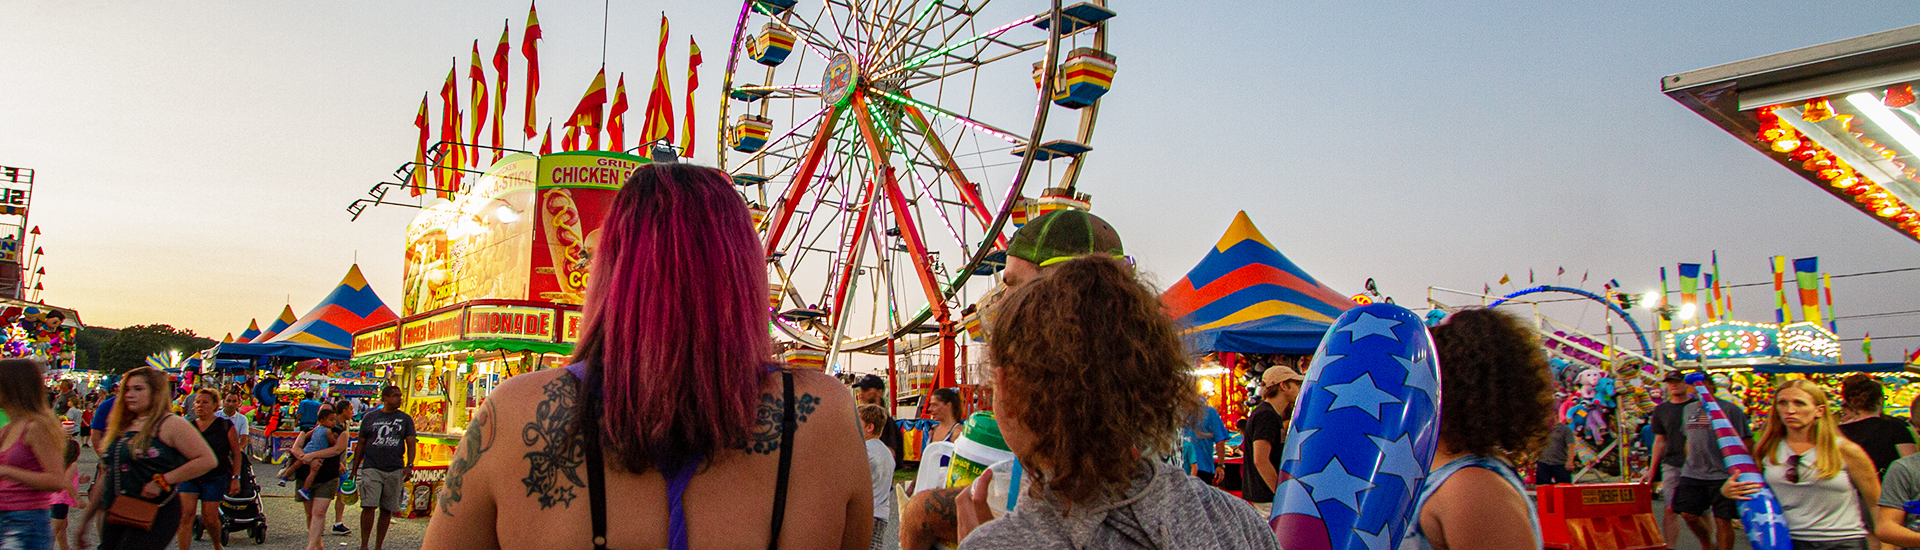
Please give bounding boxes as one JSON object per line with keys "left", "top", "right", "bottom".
{"left": 1483, "top": 285, "right": 1656, "bottom": 362}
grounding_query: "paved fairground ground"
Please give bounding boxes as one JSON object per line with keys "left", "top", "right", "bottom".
{"left": 71, "top": 442, "right": 429, "bottom": 550}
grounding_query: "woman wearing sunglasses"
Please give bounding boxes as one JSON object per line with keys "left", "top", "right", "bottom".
{"left": 1723, "top": 379, "right": 1881, "bottom": 549}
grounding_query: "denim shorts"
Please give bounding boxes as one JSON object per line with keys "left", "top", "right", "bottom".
{"left": 0, "top": 508, "right": 52, "bottom": 550}
{"left": 177, "top": 473, "right": 231, "bottom": 500}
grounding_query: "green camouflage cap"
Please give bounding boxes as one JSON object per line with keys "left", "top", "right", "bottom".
{"left": 1006, "top": 210, "right": 1124, "bottom": 266}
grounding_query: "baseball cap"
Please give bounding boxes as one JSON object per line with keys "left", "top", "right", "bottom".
{"left": 852, "top": 375, "right": 886, "bottom": 391}
{"left": 1006, "top": 210, "right": 1124, "bottom": 266}
{"left": 1661, "top": 371, "right": 1687, "bottom": 384}
{"left": 1262, "top": 367, "right": 1304, "bottom": 387}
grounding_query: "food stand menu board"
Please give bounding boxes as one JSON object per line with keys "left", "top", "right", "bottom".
{"left": 400, "top": 152, "right": 646, "bottom": 315}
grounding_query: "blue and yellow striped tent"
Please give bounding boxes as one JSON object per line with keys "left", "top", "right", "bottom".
{"left": 1160, "top": 211, "right": 1353, "bottom": 354}
{"left": 234, "top": 320, "right": 261, "bottom": 343}
{"left": 253, "top": 305, "right": 299, "bottom": 343}
{"left": 264, "top": 264, "right": 398, "bottom": 352}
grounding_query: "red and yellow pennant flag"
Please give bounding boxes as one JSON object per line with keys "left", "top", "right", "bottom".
{"left": 566, "top": 68, "right": 608, "bottom": 150}
{"left": 469, "top": 41, "right": 490, "bottom": 168}
{"left": 539, "top": 121, "right": 553, "bottom": 155}
{"left": 682, "top": 37, "right": 701, "bottom": 157}
{"left": 562, "top": 123, "right": 580, "bottom": 152}
{"left": 641, "top": 15, "right": 675, "bottom": 147}
{"left": 607, "top": 74, "right": 629, "bottom": 153}
{"left": 522, "top": 1, "right": 542, "bottom": 140}
{"left": 412, "top": 94, "right": 429, "bottom": 197}
{"left": 492, "top": 21, "right": 511, "bottom": 161}
{"left": 438, "top": 63, "right": 460, "bottom": 195}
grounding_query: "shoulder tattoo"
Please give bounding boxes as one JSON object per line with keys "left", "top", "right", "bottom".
{"left": 740, "top": 390, "right": 820, "bottom": 455}
{"left": 439, "top": 399, "right": 496, "bottom": 516}
{"left": 520, "top": 375, "right": 588, "bottom": 509}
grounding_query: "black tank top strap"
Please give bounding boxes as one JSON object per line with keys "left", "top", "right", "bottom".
{"left": 768, "top": 370, "right": 795, "bottom": 550}
{"left": 572, "top": 365, "right": 797, "bottom": 550}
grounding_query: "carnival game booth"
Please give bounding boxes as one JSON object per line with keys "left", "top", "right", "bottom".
{"left": 351, "top": 150, "right": 646, "bottom": 518}
{"left": 0, "top": 299, "right": 81, "bottom": 369}
{"left": 1665, "top": 320, "right": 1920, "bottom": 427}
{"left": 211, "top": 264, "right": 398, "bottom": 464}
{"left": 1665, "top": 23, "right": 1920, "bottom": 244}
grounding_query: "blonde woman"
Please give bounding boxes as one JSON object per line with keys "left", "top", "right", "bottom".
{"left": 76, "top": 367, "right": 217, "bottom": 550}
{"left": 1723, "top": 379, "right": 1880, "bottom": 549}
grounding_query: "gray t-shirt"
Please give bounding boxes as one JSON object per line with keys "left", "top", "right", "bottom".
{"left": 1681, "top": 398, "right": 1752, "bottom": 480}
{"left": 957, "top": 459, "right": 1279, "bottom": 550}
{"left": 1877, "top": 453, "right": 1920, "bottom": 549}
{"left": 1538, "top": 424, "right": 1574, "bottom": 465}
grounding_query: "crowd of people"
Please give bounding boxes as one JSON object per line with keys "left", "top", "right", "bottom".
{"left": 404, "top": 163, "right": 1568, "bottom": 549}
{"left": 0, "top": 364, "right": 419, "bottom": 550}
{"left": 1637, "top": 367, "right": 1920, "bottom": 550}
{"left": 7, "top": 162, "right": 1918, "bottom": 550}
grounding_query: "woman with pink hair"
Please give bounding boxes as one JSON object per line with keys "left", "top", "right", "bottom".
{"left": 423, "top": 163, "right": 872, "bottom": 550}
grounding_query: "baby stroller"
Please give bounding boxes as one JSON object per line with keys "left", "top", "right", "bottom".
{"left": 195, "top": 457, "right": 268, "bottom": 544}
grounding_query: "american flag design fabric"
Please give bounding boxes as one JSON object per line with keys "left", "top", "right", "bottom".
{"left": 1687, "top": 373, "right": 1792, "bottom": 550}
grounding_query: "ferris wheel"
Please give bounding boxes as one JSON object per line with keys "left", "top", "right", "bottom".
{"left": 718, "top": 0, "right": 1116, "bottom": 379}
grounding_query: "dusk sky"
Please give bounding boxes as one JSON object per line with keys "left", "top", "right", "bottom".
{"left": 5, "top": 1, "right": 1918, "bottom": 362}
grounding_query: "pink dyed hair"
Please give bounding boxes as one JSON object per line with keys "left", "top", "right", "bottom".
{"left": 571, "top": 163, "right": 771, "bottom": 474}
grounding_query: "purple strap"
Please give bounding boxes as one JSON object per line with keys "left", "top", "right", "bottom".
{"left": 663, "top": 457, "right": 701, "bottom": 550}
{"left": 567, "top": 362, "right": 703, "bottom": 550}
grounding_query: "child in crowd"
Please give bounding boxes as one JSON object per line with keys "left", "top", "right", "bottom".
{"left": 859, "top": 404, "right": 897, "bottom": 550}
{"left": 50, "top": 439, "right": 86, "bottom": 550}
{"left": 280, "top": 406, "right": 337, "bottom": 500}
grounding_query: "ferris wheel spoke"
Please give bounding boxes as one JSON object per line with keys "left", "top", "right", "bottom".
{"left": 899, "top": 106, "right": 1001, "bottom": 245}
{"left": 871, "top": 13, "right": 1043, "bottom": 81}
{"left": 874, "top": 0, "right": 942, "bottom": 57}
{"left": 768, "top": 8, "right": 845, "bottom": 66}
{"left": 762, "top": 103, "right": 847, "bottom": 258}
{"left": 864, "top": 0, "right": 914, "bottom": 61}
{"left": 728, "top": 103, "right": 832, "bottom": 174}
{"left": 897, "top": 161, "right": 977, "bottom": 261}
{"left": 868, "top": 88, "right": 1026, "bottom": 147}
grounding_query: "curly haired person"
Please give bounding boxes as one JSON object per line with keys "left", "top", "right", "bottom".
{"left": 1402, "top": 309, "right": 1557, "bottom": 550}
{"left": 951, "top": 256, "right": 1278, "bottom": 550}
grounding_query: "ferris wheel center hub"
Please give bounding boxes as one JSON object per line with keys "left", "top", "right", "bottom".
{"left": 823, "top": 53, "right": 859, "bottom": 106}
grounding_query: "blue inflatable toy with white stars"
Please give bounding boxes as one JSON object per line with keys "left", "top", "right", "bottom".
{"left": 1271, "top": 304, "right": 1443, "bottom": 550}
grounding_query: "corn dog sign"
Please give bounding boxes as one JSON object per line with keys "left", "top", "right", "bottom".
{"left": 396, "top": 151, "right": 646, "bottom": 313}
{"left": 530, "top": 151, "right": 646, "bottom": 305}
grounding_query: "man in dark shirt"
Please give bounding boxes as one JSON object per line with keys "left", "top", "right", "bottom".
{"left": 1242, "top": 365, "right": 1304, "bottom": 517}
{"left": 1838, "top": 374, "right": 1918, "bottom": 476}
{"left": 352, "top": 386, "right": 416, "bottom": 550}
{"left": 1643, "top": 371, "right": 1693, "bottom": 546}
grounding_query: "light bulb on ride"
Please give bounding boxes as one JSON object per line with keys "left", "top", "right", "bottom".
{"left": 1642, "top": 291, "right": 1662, "bottom": 309}
{"left": 1679, "top": 303, "right": 1698, "bottom": 321}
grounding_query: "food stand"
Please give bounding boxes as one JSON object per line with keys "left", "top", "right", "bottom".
{"left": 349, "top": 150, "right": 646, "bottom": 517}
{"left": 1664, "top": 23, "right": 1920, "bottom": 243}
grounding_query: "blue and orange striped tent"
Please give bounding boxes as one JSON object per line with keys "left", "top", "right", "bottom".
{"left": 1161, "top": 211, "right": 1353, "bottom": 354}
{"left": 264, "top": 264, "right": 399, "bottom": 352}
